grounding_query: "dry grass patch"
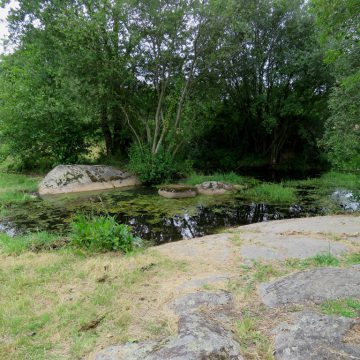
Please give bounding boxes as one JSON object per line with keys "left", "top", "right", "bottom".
{"left": 0, "top": 249, "right": 188, "bottom": 360}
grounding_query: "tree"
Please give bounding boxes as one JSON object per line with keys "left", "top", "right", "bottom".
{"left": 312, "top": 0, "right": 360, "bottom": 169}
{"left": 192, "top": 0, "right": 332, "bottom": 170}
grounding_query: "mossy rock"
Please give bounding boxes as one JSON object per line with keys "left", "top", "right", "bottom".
{"left": 158, "top": 185, "right": 198, "bottom": 199}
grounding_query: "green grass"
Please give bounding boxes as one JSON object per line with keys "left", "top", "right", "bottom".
{"left": 285, "top": 171, "right": 360, "bottom": 192}
{"left": 0, "top": 232, "right": 66, "bottom": 255}
{"left": 285, "top": 253, "right": 341, "bottom": 269}
{"left": 240, "top": 182, "right": 297, "bottom": 204}
{"left": 321, "top": 298, "right": 360, "bottom": 318}
{"left": 0, "top": 248, "right": 188, "bottom": 360}
{"left": 235, "top": 315, "right": 274, "bottom": 359}
{"left": 0, "top": 173, "right": 39, "bottom": 207}
{"left": 183, "top": 172, "right": 249, "bottom": 186}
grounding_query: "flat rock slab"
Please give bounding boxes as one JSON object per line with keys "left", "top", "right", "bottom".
{"left": 177, "top": 274, "right": 230, "bottom": 290}
{"left": 94, "top": 291, "right": 243, "bottom": 360}
{"left": 240, "top": 232, "right": 348, "bottom": 261}
{"left": 274, "top": 311, "right": 360, "bottom": 360}
{"left": 240, "top": 215, "right": 360, "bottom": 236}
{"left": 260, "top": 265, "right": 360, "bottom": 308}
{"left": 39, "top": 165, "right": 140, "bottom": 195}
{"left": 170, "top": 291, "right": 233, "bottom": 314}
{"left": 157, "top": 233, "right": 233, "bottom": 265}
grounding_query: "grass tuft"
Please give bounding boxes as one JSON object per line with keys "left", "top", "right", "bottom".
{"left": 235, "top": 315, "right": 274, "bottom": 360}
{"left": 240, "top": 183, "right": 297, "bottom": 204}
{"left": 321, "top": 298, "right": 360, "bottom": 318}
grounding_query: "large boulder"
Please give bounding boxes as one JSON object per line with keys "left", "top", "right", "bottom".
{"left": 39, "top": 165, "right": 140, "bottom": 195}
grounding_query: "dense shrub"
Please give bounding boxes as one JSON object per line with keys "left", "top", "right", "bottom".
{"left": 70, "top": 215, "right": 137, "bottom": 253}
{"left": 128, "top": 144, "right": 190, "bottom": 185}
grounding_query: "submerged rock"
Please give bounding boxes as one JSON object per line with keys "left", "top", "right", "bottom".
{"left": 39, "top": 165, "right": 140, "bottom": 195}
{"left": 274, "top": 311, "right": 360, "bottom": 360}
{"left": 196, "top": 181, "right": 236, "bottom": 195}
{"left": 94, "top": 291, "right": 243, "bottom": 360}
{"left": 260, "top": 265, "right": 360, "bottom": 308}
{"left": 158, "top": 185, "right": 198, "bottom": 199}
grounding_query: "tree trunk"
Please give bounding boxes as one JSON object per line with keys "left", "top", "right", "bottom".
{"left": 100, "top": 105, "right": 113, "bottom": 157}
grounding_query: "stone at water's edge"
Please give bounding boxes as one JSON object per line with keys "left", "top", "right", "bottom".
{"left": 158, "top": 185, "right": 198, "bottom": 199}
{"left": 39, "top": 165, "right": 140, "bottom": 195}
{"left": 196, "top": 181, "right": 236, "bottom": 195}
{"left": 274, "top": 311, "right": 360, "bottom": 360}
{"left": 260, "top": 265, "right": 360, "bottom": 308}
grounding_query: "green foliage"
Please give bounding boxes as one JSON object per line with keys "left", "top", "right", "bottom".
{"left": 321, "top": 298, "right": 360, "bottom": 318}
{"left": 312, "top": 0, "right": 360, "bottom": 169}
{"left": 0, "top": 0, "right": 334, "bottom": 172}
{"left": 0, "top": 47, "right": 92, "bottom": 169}
{"left": 128, "top": 144, "right": 190, "bottom": 185}
{"left": 241, "top": 183, "right": 297, "bottom": 204}
{"left": 69, "top": 215, "right": 137, "bottom": 253}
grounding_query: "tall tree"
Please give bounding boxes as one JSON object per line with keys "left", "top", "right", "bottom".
{"left": 312, "top": 0, "right": 360, "bottom": 169}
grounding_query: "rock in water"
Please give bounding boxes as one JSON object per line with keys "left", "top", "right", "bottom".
{"left": 274, "top": 311, "right": 360, "bottom": 360}
{"left": 39, "top": 165, "right": 140, "bottom": 195}
{"left": 196, "top": 181, "right": 235, "bottom": 195}
{"left": 158, "top": 185, "right": 198, "bottom": 199}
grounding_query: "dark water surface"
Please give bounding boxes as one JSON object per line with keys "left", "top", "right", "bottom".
{"left": 3, "top": 182, "right": 357, "bottom": 244}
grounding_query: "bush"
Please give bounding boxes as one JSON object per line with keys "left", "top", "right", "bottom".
{"left": 128, "top": 144, "right": 190, "bottom": 185}
{"left": 69, "top": 215, "right": 137, "bottom": 253}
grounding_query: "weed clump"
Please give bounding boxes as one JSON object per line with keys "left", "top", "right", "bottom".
{"left": 70, "top": 215, "right": 139, "bottom": 253}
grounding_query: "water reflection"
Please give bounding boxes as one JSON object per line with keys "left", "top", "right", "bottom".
{"left": 2, "top": 186, "right": 357, "bottom": 244}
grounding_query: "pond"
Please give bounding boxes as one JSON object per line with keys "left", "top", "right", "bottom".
{"left": 1, "top": 182, "right": 358, "bottom": 245}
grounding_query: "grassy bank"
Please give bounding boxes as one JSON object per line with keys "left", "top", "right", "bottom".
{"left": 285, "top": 171, "right": 360, "bottom": 193}
{"left": 183, "top": 172, "right": 251, "bottom": 186}
{"left": 0, "top": 173, "right": 39, "bottom": 209}
{"left": 0, "top": 244, "right": 187, "bottom": 360}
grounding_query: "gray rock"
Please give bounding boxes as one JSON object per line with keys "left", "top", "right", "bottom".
{"left": 94, "top": 291, "right": 243, "bottom": 360}
{"left": 158, "top": 185, "right": 198, "bottom": 199}
{"left": 170, "top": 291, "right": 233, "bottom": 314}
{"left": 274, "top": 311, "right": 360, "bottom": 360}
{"left": 260, "top": 265, "right": 360, "bottom": 308}
{"left": 332, "top": 190, "right": 360, "bottom": 212}
{"left": 240, "top": 233, "right": 348, "bottom": 261}
{"left": 39, "top": 165, "right": 140, "bottom": 195}
{"left": 177, "top": 274, "right": 230, "bottom": 290}
{"left": 196, "top": 181, "right": 235, "bottom": 195}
